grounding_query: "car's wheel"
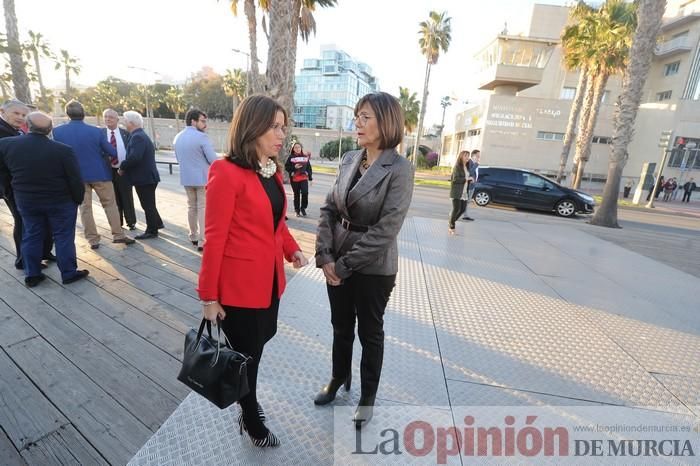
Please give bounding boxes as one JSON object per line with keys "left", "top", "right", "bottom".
{"left": 474, "top": 190, "right": 491, "bottom": 206}
{"left": 555, "top": 199, "right": 576, "bottom": 217}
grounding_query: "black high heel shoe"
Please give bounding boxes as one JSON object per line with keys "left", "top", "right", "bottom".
{"left": 314, "top": 372, "right": 352, "bottom": 405}
{"left": 237, "top": 413, "right": 280, "bottom": 448}
{"left": 353, "top": 394, "right": 376, "bottom": 430}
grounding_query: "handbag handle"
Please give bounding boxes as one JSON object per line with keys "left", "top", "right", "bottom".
{"left": 193, "top": 318, "right": 251, "bottom": 368}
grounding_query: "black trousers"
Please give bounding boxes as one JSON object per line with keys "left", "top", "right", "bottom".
{"left": 134, "top": 184, "right": 162, "bottom": 234}
{"left": 291, "top": 180, "right": 309, "bottom": 213}
{"left": 3, "top": 194, "right": 53, "bottom": 268}
{"left": 327, "top": 272, "right": 396, "bottom": 396}
{"left": 112, "top": 168, "right": 136, "bottom": 227}
{"left": 221, "top": 279, "right": 279, "bottom": 434}
{"left": 682, "top": 191, "right": 692, "bottom": 202}
{"left": 448, "top": 199, "right": 467, "bottom": 229}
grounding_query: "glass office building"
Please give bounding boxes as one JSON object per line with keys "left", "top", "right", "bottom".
{"left": 294, "top": 46, "right": 378, "bottom": 129}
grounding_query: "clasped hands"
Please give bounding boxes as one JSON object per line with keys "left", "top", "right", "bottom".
{"left": 322, "top": 262, "right": 341, "bottom": 286}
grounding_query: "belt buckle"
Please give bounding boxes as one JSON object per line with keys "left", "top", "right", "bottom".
{"left": 341, "top": 218, "right": 350, "bottom": 229}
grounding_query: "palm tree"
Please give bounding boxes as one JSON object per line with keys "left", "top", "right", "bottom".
{"left": 570, "top": 0, "right": 637, "bottom": 189}
{"left": 164, "top": 86, "right": 186, "bottom": 130}
{"left": 265, "top": 0, "right": 337, "bottom": 126}
{"left": 55, "top": 49, "right": 81, "bottom": 98}
{"left": 22, "top": 30, "right": 53, "bottom": 110}
{"left": 413, "top": 10, "right": 451, "bottom": 165}
{"left": 556, "top": 1, "right": 594, "bottom": 183}
{"left": 591, "top": 0, "right": 666, "bottom": 228}
{"left": 222, "top": 68, "right": 247, "bottom": 115}
{"left": 398, "top": 86, "right": 420, "bottom": 155}
{"left": 2, "top": 0, "right": 32, "bottom": 103}
{"left": 228, "top": 0, "right": 266, "bottom": 93}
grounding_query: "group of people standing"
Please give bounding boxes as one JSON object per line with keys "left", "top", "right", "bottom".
{"left": 0, "top": 99, "right": 162, "bottom": 286}
{"left": 197, "top": 91, "right": 412, "bottom": 447}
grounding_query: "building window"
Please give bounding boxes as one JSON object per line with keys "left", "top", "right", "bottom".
{"left": 560, "top": 87, "right": 576, "bottom": 100}
{"left": 592, "top": 136, "right": 612, "bottom": 144}
{"left": 664, "top": 61, "right": 680, "bottom": 76}
{"left": 656, "top": 90, "right": 673, "bottom": 101}
{"left": 536, "top": 131, "right": 565, "bottom": 141}
{"left": 467, "top": 128, "right": 481, "bottom": 136}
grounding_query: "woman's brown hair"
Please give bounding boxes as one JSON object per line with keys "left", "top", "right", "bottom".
{"left": 454, "top": 150, "right": 469, "bottom": 169}
{"left": 354, "top": 92, "right": 404, "bottom": 150}
{"left": 225, "top": 95, "right": 288, "bottom": 170}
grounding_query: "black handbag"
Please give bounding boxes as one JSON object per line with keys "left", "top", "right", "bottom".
{"left": 177, "top": 318, "right": 251, "bottom": 409}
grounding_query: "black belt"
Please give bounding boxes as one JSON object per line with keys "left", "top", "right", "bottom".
{"left": 338, "top": 216, "right": 368, "bottom": 232}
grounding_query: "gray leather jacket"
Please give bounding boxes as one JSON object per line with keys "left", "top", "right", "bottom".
{"left": 315, "top": 148, "right": 414, "bottom": 279}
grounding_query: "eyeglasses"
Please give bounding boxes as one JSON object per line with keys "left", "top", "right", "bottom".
{"left": 353, "top": 114, "right": 375, "bottom": 125}
{"left": 270, "top": 123, "right": 287, "bottom": 134}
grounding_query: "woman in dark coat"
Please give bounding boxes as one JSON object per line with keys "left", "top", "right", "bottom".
{"left": 448, "top": 150, "right": 470, "bottom": 234}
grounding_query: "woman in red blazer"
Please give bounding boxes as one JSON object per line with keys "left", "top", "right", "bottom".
{"left": 198, "top": 95, "right": 307, "bottom": 448}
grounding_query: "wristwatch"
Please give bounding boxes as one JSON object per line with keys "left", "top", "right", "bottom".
{"left": 201, "top": 300, "right": 218, "bottom": 306}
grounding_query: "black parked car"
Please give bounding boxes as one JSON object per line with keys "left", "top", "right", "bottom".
{"left": 472, "top": 167, "right": 595, "bottom": 217}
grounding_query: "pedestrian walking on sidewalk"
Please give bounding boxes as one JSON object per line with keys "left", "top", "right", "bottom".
{"left": 448, "top": 150, "right": 469, "bottom": 234}
{"left": 461, "top": 149, "right": 480, "bottom": 221}
{"left": 284, "top": 142, "right": 313, "bottom": 217}
{"left": 314, "top": 92, "right": 414, "bottom": 430}
{"left": 682, "top": 178, "right": 696, "bottom": 202}
{"left": 198, "top": 95, "right": 308, "bottom": 448}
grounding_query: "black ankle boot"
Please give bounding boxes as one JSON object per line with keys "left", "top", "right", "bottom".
{"left": 353, "top": 393, "right": 376, "bottom": 430}
{"left": 314, "top": 372, "right": 352, "bottom": 405}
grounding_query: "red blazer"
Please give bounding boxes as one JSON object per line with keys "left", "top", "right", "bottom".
{"left": 197, "top": 159, "right": 300, "bottom": 308}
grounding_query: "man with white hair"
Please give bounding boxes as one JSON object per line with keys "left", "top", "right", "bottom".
{"left": 103, "top": 108, "right": 136, "bottom": 230}
{"left": 118, "top": 111, "right": 162, "bottom": 239}
{"left": 0, "top": 99, "right": 55, "bottom": 269}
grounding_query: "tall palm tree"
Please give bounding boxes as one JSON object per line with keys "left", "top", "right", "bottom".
{"left": 413, "top": 10, "right": 451, "bottom": 165}
{"left": 591, "top": 0, "right": 666, "bottom": 228}
{"left": 264, "top": 0, "right": 336, "bottom": 126}
{"left": 398, "top": 86, "right": 420, "bottom": 155}
{"left": 55, "top": 49, "right": 81, "bottom": 97}
{"left": 556, "top": 1, "right": 594, "bottom": 182}
{"left": 228, "top": 0, "right": 266, "bottom": 94}
{"left": 164, "top": 86, "right": 186, "bottom": 130}
{"left": 570, "top": 0, "right": 637, "bottom": 189}
{"left": 223, "top": 68, "right": 247, "bottom": 115}
{"left": 23, "top": 31, "right": 54, "bottom": 110}
{"left": 2, "top": 0, "right": 32, "bottom": 103}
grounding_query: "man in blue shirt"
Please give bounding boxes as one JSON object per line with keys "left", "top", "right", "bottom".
{"left": 173, "top": 109, "right": 218, "bottom": 250}
{"left": 53, "top": 101, "right": 135, "bottom": 249}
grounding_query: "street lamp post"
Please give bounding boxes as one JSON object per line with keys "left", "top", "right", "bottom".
{"left": 128, "top": 65, "right": 160, "bottom": 143}
{"left": 232, "top": 48, "right": 261, "bottom": 97}
{"left": 436, "top": 96, "right": 452, "bottom": 167}
{"left": 314, "top": 132, "right": 320, "bottom": 158}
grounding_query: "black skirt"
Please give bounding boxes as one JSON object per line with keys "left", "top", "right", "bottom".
{"left": 220, "top": 278, "right": 280, "bottom": 351}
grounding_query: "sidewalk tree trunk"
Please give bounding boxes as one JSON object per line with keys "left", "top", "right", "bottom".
{"left": 413, "top": 10, "right": 451, "bottom": 165}
{"left": 557, "top": 70, "right": 587, "bottom": 183}
{"left": 591, "top": 0, "right": 666, "bottom": 228}
{"left": 570, "top": 72, "right": 595, "bottom": 186}
{"left": 573, "top": 72, "right": 609, "bottom": 188}
{"left": 2, "top": 0, "right": 32, "bottom": 103}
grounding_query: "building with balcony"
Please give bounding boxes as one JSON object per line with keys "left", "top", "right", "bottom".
{"left": 442, "top": 1, "right": 700, "bottom": 188}
{"left": 293, "top": 45, "right": 378, "bottom": 130}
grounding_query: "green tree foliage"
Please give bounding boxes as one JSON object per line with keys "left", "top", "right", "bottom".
{"left": 320, "top": 136, "right": 358, "bottom": 160}
{"left": 183, "top": 67, "right": 233, "bottom": 121}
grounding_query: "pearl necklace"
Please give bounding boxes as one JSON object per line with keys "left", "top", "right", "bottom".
{"left": 257, "top": 159, "right": 277, "bottom": 178}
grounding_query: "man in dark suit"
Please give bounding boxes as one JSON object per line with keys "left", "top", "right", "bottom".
{"left": 103, "top": 108, "right": 136, "bottom": 230}
{"left": 118, "top": 111, "right": 163, "bottom": 239}
{"left": 0, "top": 99, "right": 55, "bottom": 269}
{"left": 0, "top": 112, "right": 88, "bottom": 287}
